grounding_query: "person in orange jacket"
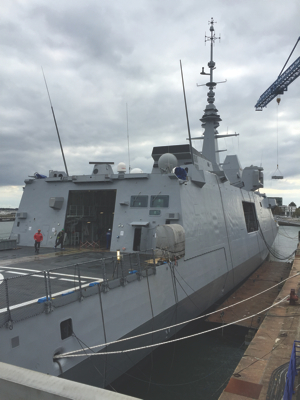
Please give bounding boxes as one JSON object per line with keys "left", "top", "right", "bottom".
{"left": 34, "top": 229, "right": 43, "bottom": 254}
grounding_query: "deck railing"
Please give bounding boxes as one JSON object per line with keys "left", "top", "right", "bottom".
{"left": 0, "top": 249, "right": 157, "bottom": 329}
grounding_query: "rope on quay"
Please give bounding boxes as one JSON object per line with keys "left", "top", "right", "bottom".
{"left": 54, "top": 291, "right": 292, "bottom": 359}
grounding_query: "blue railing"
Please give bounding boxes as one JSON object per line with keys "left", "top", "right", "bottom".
{"left": 283, "top": 340, "right": 300, "bottom": 400}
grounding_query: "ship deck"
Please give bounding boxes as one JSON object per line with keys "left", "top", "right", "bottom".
{"left": 0, "top": 246, "right": 154, "bottom": 317}
{"left": 3, "top": 244, "right": 299, "bottom": 399}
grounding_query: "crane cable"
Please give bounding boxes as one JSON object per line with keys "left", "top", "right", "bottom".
{"left": 272, "top": 97, "right": 284, "bottom": 179}
{"left": 276, "top": 97, "right": 280, "bottom": 171}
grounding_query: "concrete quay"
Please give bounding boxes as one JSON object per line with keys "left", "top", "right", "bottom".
{"left": 219, "top": 245, "right": 300, "bottom": 400}
{"left": 0, "top": 361, "right": 140, "bottom": 400}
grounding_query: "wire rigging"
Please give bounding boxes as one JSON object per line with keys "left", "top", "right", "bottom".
{"left": 41, "top": 67, "right": 69, "bottom": 176}
{"left": 72, "top": 331, "right": 117, "bottom": 393}
{"left": 126, "top": 103, "right": 131, "bottom": 172}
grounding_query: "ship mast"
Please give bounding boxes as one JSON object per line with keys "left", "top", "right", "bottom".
{"left": 199, "top": 18, "right": 222, "bottom": 171}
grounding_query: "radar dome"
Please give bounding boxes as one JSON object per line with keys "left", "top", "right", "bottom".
{"left": 117, "top": 162, "right": 126, "bottom": 173}
{"left": 130, "top": 168, "right": 143, "bottom": 174}
{"left": 158, "top": 153, "right": 178, "bottom": 174}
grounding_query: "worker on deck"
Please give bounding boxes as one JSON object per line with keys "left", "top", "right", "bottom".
{"left": 34, "top": 229, "right": 43, "bottom": 254}
{"left": 54, "top": 228, "right": 65, "bottom": 250}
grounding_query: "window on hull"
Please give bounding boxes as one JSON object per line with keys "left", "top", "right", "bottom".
{"left": 150, "top": 195, "right": 169, "bottom": 207}
{"left": 242, "top": 201, "right": 258, "bottom": 233}
{"left": 130, "top": 195, "right": 148, "bottom": 207}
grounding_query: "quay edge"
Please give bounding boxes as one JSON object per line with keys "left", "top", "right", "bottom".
{"left": 219, "top": 244, "right": 300, "bottom": 400}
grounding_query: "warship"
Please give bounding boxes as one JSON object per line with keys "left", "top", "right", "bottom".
{"left": 1, "top": 19, "right": 278, "bottom": 388}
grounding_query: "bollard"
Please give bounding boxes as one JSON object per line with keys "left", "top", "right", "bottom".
{"left": 289, "top": 289, "right": 298, "bottom": 305}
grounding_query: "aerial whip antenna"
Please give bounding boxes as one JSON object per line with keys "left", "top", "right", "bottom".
{"left": 180, "top": 60, "right": 194, "bottom": 164}
{"left": 41, "top": 67, "right": 69, "bottom": 176}
{"left": 126, "top": 103, "right": 131, "bottom": 172}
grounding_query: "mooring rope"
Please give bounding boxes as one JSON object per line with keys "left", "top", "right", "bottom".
{"left": 54, "top": 295, "right": 290, "bottom": 358}
{"left": 54, "top": 269, "right": 300, "bottom": 359}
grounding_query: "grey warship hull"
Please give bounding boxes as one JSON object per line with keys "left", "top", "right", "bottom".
{"left": 1, "top": 18, "right": 278, "bottom": 388}
{"left": 1, "top": 154, "right": 277, "bottom": 387}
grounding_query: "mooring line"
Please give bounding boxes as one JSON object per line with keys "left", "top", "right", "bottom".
{"left": 55, "top": 295, "right": 289, "bottom": 358}
{"left": 54, "top": 270, "right": 300, "bottom": 359}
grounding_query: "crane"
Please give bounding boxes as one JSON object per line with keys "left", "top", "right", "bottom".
{"left": 255, "top": 37, "right": 300, "bottom": 111}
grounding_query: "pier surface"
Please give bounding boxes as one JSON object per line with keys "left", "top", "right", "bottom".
{"left": 219, "top": 246, "right": 300, "bottom": 400}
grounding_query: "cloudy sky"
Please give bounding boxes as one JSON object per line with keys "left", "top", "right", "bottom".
{"left": 1, "top": 0, "right": 300, "bottom": 208}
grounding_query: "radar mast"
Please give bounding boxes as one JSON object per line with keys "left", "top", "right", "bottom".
{"left": 199, "top": 18, "right": 222, "bottom": 170}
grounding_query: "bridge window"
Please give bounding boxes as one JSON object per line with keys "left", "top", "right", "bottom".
{"left": 130, "top": 195, "right": 148, "bottom": 207}
{"left": 242, "top": 202, "right": 258, "bottom": 233}
{"left": 150, "top": 195, "right": 169, "bottom": 208}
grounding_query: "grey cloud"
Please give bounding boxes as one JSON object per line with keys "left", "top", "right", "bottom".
{"left": 1, "top": 0, "right": 299, "bottom": 207}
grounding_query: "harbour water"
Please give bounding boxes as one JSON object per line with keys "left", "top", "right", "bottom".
{"left": 0, "top": 221, "right": 13, "bottom": 240}
{"left": 111, "top": 322, "right": 247, "bottom": 400}
{"left": 270, "top": 225, "right": 300, "bottom": 261}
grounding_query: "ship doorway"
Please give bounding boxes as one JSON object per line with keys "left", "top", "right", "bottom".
{"left": 133, "top": 228, "right": 142, "bottom": 251}
{"left": 64, "top": 189, "right": 116, "bottom": 247}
